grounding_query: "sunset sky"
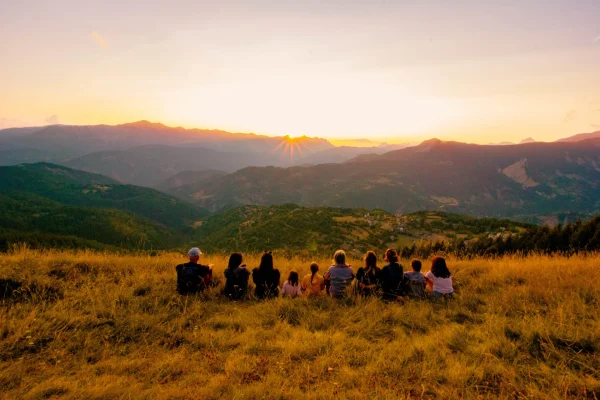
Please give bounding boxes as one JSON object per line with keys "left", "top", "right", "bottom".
{"left": 1, "top": 0, "right": 599, "bottom": 143}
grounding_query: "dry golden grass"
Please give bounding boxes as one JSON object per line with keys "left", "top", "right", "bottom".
{"left": 1, "top": 248, "right": 599, "bottom": 399}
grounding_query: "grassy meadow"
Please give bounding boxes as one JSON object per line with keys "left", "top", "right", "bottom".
{"left": 1, "top": 248, "right": 599, "bottom": 399}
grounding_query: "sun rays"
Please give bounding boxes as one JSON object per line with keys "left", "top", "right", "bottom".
{"left": 269, "top": 136, "right": 309, "bottom": 164}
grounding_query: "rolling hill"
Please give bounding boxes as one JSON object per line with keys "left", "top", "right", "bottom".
{"left": 0, "top": 192, "right": 180, "bottom": 250}
{"left": 0, "top": 163, "right": 208, "bottom": 230}
{"left": 171, "top": 138, "right": 600, "bottom": 223}
{"left": 154, "top": 170, "right": 227, "bottom": 191}
{"left": 192, "top": 204, "right": 532, "bottom": 254}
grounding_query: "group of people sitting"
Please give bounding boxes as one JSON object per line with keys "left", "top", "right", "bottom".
{"left": 176, "top": 248, "right": 454, "bottom": 300}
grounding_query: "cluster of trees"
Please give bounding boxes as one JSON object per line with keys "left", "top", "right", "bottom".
{"left": 400, "top": 216, "right": 600, "bottom": 258}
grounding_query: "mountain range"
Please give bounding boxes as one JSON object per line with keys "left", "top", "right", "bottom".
{"left": 0, "top": 121, "right": 413, "bottom": 186}
{"left": 167, "top": 138, "right": 600, "bottom": 223}
{"left": 1, "top": 122, "right": 600, "bottom": 224}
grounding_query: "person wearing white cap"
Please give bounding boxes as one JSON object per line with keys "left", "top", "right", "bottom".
{"left": 175, "top": 247, "right": 213, "bottom": 294}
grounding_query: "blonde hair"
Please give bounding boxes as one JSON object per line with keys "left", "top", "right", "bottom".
{"left": 333, "top": 250, "right": 346, "bottom": 265}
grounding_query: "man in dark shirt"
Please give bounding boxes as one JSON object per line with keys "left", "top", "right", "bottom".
{"left": 176, "top": 247, "right": 213, "bottom": 294}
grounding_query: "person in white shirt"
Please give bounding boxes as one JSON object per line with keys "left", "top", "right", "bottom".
{"left": 424, "top": 257, "right": 454, "bottom": 298}
{"left": 281, "top": 271, "right": 303, "bottom": 298}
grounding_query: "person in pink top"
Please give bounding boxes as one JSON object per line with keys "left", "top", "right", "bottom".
{"left": 281, "top": 271, "right": 303, "bottom": 298}
{"left": 425, "top": 257, "right": 454, "bottom": 298}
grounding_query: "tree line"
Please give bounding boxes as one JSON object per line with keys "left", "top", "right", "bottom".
{"left": 400, "top": 215, "right": 600, "bottom": 258}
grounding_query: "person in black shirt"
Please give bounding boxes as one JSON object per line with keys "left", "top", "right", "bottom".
{"left": 355, "top": 250, "right": 381, "bottom": 296}
{"left": 378, "top": 248, "right": 406, "bottom": 301}
{"left": 175, "top": 247, "right": 213, "bottom": 295}
{"left": 252, "top": 252, "right": 281, "bottom": 299}
{"left": 223, "top": 252, "right": 250, "bottom": 300}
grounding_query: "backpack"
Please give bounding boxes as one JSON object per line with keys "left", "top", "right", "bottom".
{"left": 176, "top": 264, "right": 206, "bottom": 294}
{"left": 405, "top": 279, "right": 426, "bottom": 298}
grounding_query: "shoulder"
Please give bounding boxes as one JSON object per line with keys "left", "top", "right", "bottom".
{"left": 356, "top": 267, "right": 365, "bottom": 274}
{"left": 425, "top": 271, "right": 434, "bottom": 278}
{"left": 252, "top": 267, "right": 259, "bottom": 274}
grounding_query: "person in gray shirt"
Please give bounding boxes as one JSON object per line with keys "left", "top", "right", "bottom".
{"left": 324, "top": 250, "right": 354, "bottom": 298}
{"left": 404, "top": 259, "right": 426, "bottom": 298}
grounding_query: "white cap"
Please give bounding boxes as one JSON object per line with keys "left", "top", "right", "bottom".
{"left": 188, "top": 247, "right": 202, "bottom": 256}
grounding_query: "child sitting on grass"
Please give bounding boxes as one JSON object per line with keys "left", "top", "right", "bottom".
{"left": 404, "top": 259, "right": 426, "bottom": 298}
{"left": 281, "top": 270, "right": 303, "bottom": 298}
{"left": 301, "top": 263, "right": 325, "bottom": 297}
{"left": 425, "top": 257, "right": 454, "bottom": 298}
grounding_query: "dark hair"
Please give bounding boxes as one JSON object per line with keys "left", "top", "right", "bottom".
{"left": 365, "top": 251, "right": 377, "bottom": 276}
{"left": 228, "top": 252, "right": 243, "bottom": 270}
{"left": 310, "top": 262, "right": 319, "bottom": 283}
{"left": 411, "top": 259, "right": 422, "bottom": 272}
{"left": 288, "top": 270, "right": 299, "bottom": 286}
{"left": 258, "top": 251, "right": 274, "bottom": 272}
{"left": 384, "top": 248, "right": 398, "bottom": 264}
{"left": 431, "top": 257, "right": 451, "bottom": 278}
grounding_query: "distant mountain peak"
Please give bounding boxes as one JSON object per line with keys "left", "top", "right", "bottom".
{"left": 413, "top": 138, "right": 442, "bottom": 152}
{"left": 557, "top": 130, "right": 600, "bottom": 143}
{"left": 121, "top": 120, "right": 168, "bottom": 129}
{"left": 520, "top": 137, "right": 536, "bottom": 144}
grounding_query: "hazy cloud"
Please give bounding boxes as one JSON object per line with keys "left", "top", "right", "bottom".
{"left": 595, "top": 35, "right": 600, "bottom": 43}
{"left": 45, "top": 115, "right": 59, "bottom": 125}
{"left": 591, "top": 124, "right": 600, "bottom": 129}
{"left": 563, "top": 109, "right": 577, "bottom": 123}
{"left": 0, "top": 118, "right": 28, "bottom": 129}
{"left": 90, "top": 31, "right": 107, "bottom": 48}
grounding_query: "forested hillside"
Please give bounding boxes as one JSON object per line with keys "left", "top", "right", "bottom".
{"left": 0, "top": 192, "right": 180, "bottom": 251}
{"left": 192, "top": 205, "right": 532, "bottom": 255}
{"left": 0, "top": 163, "right": 208, "bottom": 229}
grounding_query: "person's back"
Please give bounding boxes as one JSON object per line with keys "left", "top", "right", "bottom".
{"left": 301, "top": 262, "right": 325, "bottom": 297}
{"left": 404, "top": 259, "right": 426, "bottom": 298}
{"left": 326, "top": 265, "right": 354, "bottom": 297}
{"left": 404, "top": 271, "right": 425, "bottom": 298}
{"left": 425, "top": 257, "right": 454, "bottom": 297}
{"left": 281, "top": 271, "right": 302, "bottom": 298}
{"left": 324, "top": 250, "right": 354, "bottom": 298}
{"left": 379, "top": 249, "right": 405, "bottom": 301}
{"left": 356, "top": 251, "right": 380, "bottom": 296}
{"left": 176, "top": 247, "right": 212, "bottom": 295}
{"left": 252, "top": 252, "right": 280, "bottom": 299}
{"left": 223, "top": 253, "right": 250, "bottom": 300}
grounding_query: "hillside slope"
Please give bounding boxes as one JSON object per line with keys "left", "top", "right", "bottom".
{"left": 0, "top": 163, "right": 208, "bottom": 229}
{"left": 0, "top": 192, "right": 180, "bottom": 249}
{"left": 193, "top": 204, "right": 531, "bottom": 254}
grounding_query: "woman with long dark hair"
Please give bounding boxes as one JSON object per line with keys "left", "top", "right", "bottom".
{"left": 223, "top": 252, "right": 250, "bottom": 300}
{"left": 425, "top": 257, "right": 454, "bottom": 298}
{"left": 252, "top": 251, "right": 281, "bottom": 299}
{"left": 355, "top": 251, "right": 381, "bottom": 296}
